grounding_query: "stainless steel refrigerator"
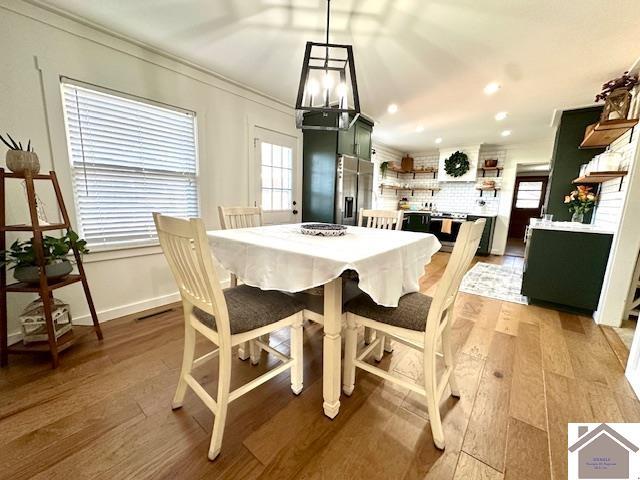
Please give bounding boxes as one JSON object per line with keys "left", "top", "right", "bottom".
{"left": 335, "top": 155, "right": 373, "bottom": 226}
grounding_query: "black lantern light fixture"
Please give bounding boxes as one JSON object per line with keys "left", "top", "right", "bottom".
{"left": 295, "top": 0, "right": 361, "bottom": 131}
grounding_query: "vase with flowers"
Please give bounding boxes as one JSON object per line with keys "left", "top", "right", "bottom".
{"left": 564, "top": 185, "right": 597, "bottom": 223}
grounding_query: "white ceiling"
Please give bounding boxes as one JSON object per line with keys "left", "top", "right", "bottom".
{"left": 35, "top": 0, "right": 640, "bottom": 152}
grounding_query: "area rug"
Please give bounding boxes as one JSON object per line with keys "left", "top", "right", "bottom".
{"left": 459, "top": 262, "right": 528, "bottom": 305}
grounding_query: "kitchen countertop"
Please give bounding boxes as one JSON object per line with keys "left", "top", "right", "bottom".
{"left": 401, "top": 211, "right": 497, "bottom": 217}
{"left": 529, "top": 220, "right": 615, "bottom": 235}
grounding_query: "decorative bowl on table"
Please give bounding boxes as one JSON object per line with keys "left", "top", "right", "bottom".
{"left": 300, "top": 223, "right": 347, "bottom": 237}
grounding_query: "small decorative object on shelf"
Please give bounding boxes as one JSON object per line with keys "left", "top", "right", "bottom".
{"left": 398, "top": 197, "right": 410, "bottom": 210}
{"left": 20, "top": 298, "right": 72, "bottom": 344}
{"left": 444, "top": 151, "right": 470, "bottom": 177}
{"left": 484, "top": 159, "right": 498, "bottom": 168}
{"left": 1, "top": 230, "right": 88, "bottom": 285}
{"left": 401, "top": 154, "right": 414, "bottom": 172}
{"left": 595, "top": 71, "right": 639, "bottom": 121}
{"left": 564, "top": 185, "right": 597, "bottom": 223}
{"left": 1, "top": 133, "right": 40, "bottom": 175}
{"left": 482, "top": 180, "right": 496, "bottom": 188}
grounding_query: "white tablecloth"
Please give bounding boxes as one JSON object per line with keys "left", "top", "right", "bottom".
{"left": 207, "top": 224, "right": 441, "bottom": 307}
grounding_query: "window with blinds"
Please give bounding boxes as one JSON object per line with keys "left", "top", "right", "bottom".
{"left": 61, "top": 81, "right": 199, "bottom": 248}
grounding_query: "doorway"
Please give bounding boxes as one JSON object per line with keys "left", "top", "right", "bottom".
{"left": 506, "top": 174, "right": 549, "bottom": 257}
{"left": 253, "top": 127, "right": 300, "bottom": 225}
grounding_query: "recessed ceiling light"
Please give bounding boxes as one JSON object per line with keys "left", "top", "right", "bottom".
{"left": 415, "top": 125, "right": 425, "bottom": 133}
{"left": 495, "top": 111, "right": 508, "bottom": 121}
{"left": 387, "top": 103, "right": 398, "bottom": 114}
{"left": 501, "top": 130, "right": 512, "bottom": 137}
{"left": 435, "top": 137, "right": 443, "bottom": 144}
{"left": 484, "top": 82, "right": 501, "bottom": 95}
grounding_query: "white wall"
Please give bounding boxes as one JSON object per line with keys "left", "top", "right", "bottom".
{"left": 1, "top": 1, "right": 301, "bottom": 341}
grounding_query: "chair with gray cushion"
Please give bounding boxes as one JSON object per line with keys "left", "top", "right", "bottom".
{"left": 343, "top": 219, "right": 485, "bottom": 450}
{"left": 154, "top": 213, "right": 305, "bottom": 461}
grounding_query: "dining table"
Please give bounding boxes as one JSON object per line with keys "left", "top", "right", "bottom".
{"left": 207, "top": 223, "right": 441, "bottom": 418}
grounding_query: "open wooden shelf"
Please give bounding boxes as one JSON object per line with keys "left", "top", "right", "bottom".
{"left": 7, "top": 326, "right": 93, "bottom": 355}
{"left": 386, "top": 166, "right": 438, "bottom": 179}
{"left": 478, "top": 166, "right": 503, "bottom": 177}
{"left": 1, "top": 223, "right": 68, "bottom": 232}
{"left": 380, "top": 184, "right": 440, "bottom": 196}
{"left": 476, "top": 186, "right": 501, "bottom": 197}
{"left": 6, "top": 274, "right": 83, "bottom": 293}
{"left": 580, "top": 119, "right": 638, "bottom": 149}
{"left": 573, "top": 171, "right": 627, "bottom": 184}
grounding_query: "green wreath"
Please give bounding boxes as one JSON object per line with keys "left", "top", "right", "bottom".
{"left": 444, "top": 151, "right": 470, "bottom": 177}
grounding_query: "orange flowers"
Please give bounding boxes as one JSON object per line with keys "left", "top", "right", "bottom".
{"left": 564, "top": 186, "right": 597, "bottom": 214}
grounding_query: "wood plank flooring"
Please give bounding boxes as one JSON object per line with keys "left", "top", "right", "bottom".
{"left": 1, "top": 253, "right": 639, "bottom": 479}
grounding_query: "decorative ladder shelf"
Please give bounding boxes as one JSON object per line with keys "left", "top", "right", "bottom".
{"left": 0, "top": 169, "right": 103, "bottom": 368}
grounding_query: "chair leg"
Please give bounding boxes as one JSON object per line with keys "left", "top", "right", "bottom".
{"left": 364, "top": 326, "right": 375, "bottom": 345}
{"left": 374, "top": 334, "right": 385, "bottom": 362}
{"left": 238, "top": 341, "right": 250, "bottom": 360}
{"left": 384, "top": 335, "right": 394, "bottom": 353}
{"left": 424, "top": 343, "right": 445, "bottom": 450}
{"left": 442, "top": 325, "right": 460, "bottom": 399}
{"left": 290, "top": 313, "right": 304, "bottom": 395}
{"left": 172, "top": 304, "right": 196, "bottom": 410}
{"left": 249, "top": 340, "right": 261, "bottom": 365}
{"left": 343, "top": 314, "right": 358, "bottom": 396}
{"left": 209, "top": 348, "right": 232, "bottom": 461}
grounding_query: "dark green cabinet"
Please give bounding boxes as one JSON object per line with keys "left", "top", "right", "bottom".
{"left": 403, "top": 213, "right": 430, "bottom": 232}
{"left": 521, "top": 229, "right": 612, "bottom": 311}
{"left": 303, "top": 114, "right": 374, "bottom": 223}
{"left": 337, "top": 118, "right": 373, "bottom": 160}
{"left": 467, "top": 215, "right": 495, "bottom": 255}
{"left": 545, "top": 107, "right": 604, "bottom": 222}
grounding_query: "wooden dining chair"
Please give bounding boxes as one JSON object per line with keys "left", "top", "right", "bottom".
{"left": 342, "top": 219, "right": 485, "bottom": 449}
{"left": 358, "top": 208, "right": 405, "bottom": 353}
{"left": 218, "top": 206, "right": 265, "bottom": 363}
{"left": 153, "top": 213, "right": 305, "bottom": 460}
{"left": 358, "top": 208, "right": 404, "bottom": 230}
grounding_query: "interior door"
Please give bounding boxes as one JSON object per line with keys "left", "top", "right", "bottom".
{"left": 255, "top": 128, "right": 299, "bottom": 225}
{"left": 508, "top": 176, "right": 548, "bottom": 238}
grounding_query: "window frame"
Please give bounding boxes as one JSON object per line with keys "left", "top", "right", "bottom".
{"left": 60, "top": 78, "right": 200, "bottom": 252}
{"left": 512, "top": 175, "right": 548, "bottom": 211}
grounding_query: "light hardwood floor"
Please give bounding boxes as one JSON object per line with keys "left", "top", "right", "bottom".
{"left": 1, "top": 253, "right": 639, "bottom": 479}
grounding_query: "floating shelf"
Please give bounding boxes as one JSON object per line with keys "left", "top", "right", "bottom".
{"left": 572, "top": 171, "right": 627, "bottom": 184}
{"left": 476, "top": 186, "right": 501, "bottom": 198}
{"left": 386, "top": 166, "right": 438, "bottom": 179}
{"left": 478, "top": 166, "right": 503, "bottom": 177}
{"left": 380, "top": 184, "right": 441, "bottom": 196}
{"left": 580, "top": 119, "right": 638, "bottom": 149}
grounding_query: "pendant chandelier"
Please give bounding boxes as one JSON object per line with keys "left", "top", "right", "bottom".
{"left": 295, "top": 0, "right": 361, "bottom": 131}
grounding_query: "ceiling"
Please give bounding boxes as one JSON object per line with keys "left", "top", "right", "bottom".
{"left": 35, "top": 0, "right": 640, "bottom": 152}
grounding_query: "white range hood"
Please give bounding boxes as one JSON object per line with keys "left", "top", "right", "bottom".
{"left": 437, "top": 144, "right": 482, "bottom": 182}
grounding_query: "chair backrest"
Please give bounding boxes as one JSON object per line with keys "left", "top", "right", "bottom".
{"left": 153, "top": 213, "right": 232, "bottom": 340}
{"left": 218, "top": 206, "right": 263, "bottom": 229}
{"left": 424, "top": 219, "right": 485, "bottom": 337}
{"left": 358, "top": 208, "right": 404, "bottom": 231}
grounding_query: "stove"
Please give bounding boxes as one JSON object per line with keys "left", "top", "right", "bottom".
{"left": 431, "top": 212, "right": 468, "bottom": 220}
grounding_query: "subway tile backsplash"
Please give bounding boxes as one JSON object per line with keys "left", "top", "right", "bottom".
{"left": 373, "top": 143, "right": 505, "bottom": 214}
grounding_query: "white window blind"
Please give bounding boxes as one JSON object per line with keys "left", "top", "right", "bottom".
{"left": 61, "top": 81, "right": 199, "bottom": 248}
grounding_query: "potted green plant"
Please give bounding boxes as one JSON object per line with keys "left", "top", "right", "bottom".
{"left": 0, "top": 133, "right": 40, "bottom": 175}
{"left": 380, "top": 161, "right": 389, "bottom": 176}
{"left": 1, "top": 230, "right": 88, "bottom": 284}
{"left": 564, "top": 185, "right": 597, "bottom": 223}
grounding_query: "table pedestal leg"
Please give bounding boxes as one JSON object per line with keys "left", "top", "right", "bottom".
{"left": 323, "top": 277, "right": 342, "bottom": 418}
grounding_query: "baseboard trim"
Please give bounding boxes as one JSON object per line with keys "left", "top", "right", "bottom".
{"left": 73, "top": 291, "right": 181, "bottom": 325}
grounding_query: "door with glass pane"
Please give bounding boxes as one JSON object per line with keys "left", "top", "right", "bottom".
{"left": 508, "top": 176, "right": 549, "bottom": 238}
{"left": 255, "top": 128, "right": 299, "bottom": 225}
